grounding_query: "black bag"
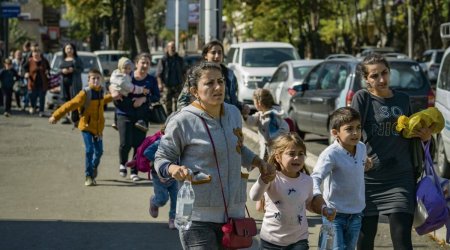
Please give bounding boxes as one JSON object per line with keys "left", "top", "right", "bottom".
{"left": 148, "top": 102, "right": 167, "bottom": 124}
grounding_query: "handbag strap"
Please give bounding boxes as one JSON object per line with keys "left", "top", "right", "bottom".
{"left": 198, "top": 116, "right": 251, "bottom": 220}
{"left": 198, "top": 116, "right": 230, "bottom": 219}
{"left": 422, "top": 140, "right": 444, "bottom": 196}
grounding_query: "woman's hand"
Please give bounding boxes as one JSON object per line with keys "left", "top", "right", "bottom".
{"left": 413, "top": 124, "right": 435, "bottom": 142}
{"left": 168, "top": 165, "right": 191, "bottom": 181}
{"left": 364, "top": 156, "right": 373, "bottom": 172}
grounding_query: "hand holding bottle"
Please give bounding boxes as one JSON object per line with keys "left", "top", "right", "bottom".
{"left": 169, "top": 165, "right": 192, "bottom": 181}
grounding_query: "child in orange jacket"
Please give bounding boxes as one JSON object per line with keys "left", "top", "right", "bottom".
{"left": 49, "top": 69, "right": 112, "bottom": 186}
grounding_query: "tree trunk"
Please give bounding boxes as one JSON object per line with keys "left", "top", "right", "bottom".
{"left": 121, "top": 0, "right": 137, "bottom": 58}
{"left": 90, "top": 17, "right": 102, "bottom": 51}
{"left": 131, "top": 0, "right": 149, "bottom": 53}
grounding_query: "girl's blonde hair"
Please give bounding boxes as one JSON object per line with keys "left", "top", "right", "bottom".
{"left": 253, "top": 88, "right": 274, "bottom": 109}
{"left": 117, "top": 57, "right": 133, "bottom": 72}
{"left": 267, "top": 132, "right": 309, "bottom": 174}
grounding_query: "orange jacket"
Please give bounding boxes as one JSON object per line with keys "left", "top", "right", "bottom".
{"left": 52, "top": 85, "right": 112, "bottom": 136}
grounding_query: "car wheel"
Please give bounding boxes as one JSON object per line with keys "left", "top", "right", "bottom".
{"left": 435, "top": 135, "right": 450, "bottom": 178}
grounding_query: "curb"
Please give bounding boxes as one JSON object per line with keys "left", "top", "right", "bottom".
{"left": 242, "top": 127, "right": 318, "bottom": 171}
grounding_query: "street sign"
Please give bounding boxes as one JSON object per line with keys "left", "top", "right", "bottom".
{"left": 1, "top": 2, "right": 21, "bottom": 18}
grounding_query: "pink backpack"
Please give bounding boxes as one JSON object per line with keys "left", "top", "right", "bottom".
{"left": 126, "top": 131, "right": 162, "bottom": 178}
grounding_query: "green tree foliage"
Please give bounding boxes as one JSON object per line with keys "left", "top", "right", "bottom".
{"left": 224, "top": 0, "right": 450, "bottom": 58}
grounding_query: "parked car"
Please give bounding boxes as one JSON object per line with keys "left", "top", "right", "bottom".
{"left": 226, "top": 42, "right": 300, "bottom": 108}
{"left": 264, "top": 59, "right": 322, "bottom": 114}
{"left": 325, "top": 54, "right": 355, "bottom": 60}
{"left": 184, "top": 53, "right": 203, "bottom": 70}
{"left": 288, "top": 57, "right": 435, "bottom": 142}
{"left": 94, "top": 50, "right": 128, "bottom": 76}
{"left": 384, "top": 52, "right": 409, "bottom": 59}
{"left": 359, "top": 47, "right": 397, "bottom": 57}
{"left": 418, "top": 49, "right": 445, "bottom": 84}
{"left": 46, "top": 51, "right": 105, "bottom": 109}
{"left": 433, "top": 23, "right": 450, "bottom": 178}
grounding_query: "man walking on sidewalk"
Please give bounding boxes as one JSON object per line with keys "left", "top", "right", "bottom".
{"left": 156, "top": 41, "right": 185, "bottom": 116}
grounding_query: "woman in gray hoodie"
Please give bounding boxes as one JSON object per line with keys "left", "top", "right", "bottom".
{"left": 155, "top": 62, "right": 275, "bottom": 249}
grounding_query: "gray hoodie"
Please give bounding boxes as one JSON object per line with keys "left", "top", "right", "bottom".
{"left": 154, "top": 103, "right": 257, "bottom": 223}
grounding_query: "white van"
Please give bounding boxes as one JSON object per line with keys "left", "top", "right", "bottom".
{"left": 225, "top": 42, "right": 300, "bottom": 107}
{"left": 94, "top": 50, "right": 129, "bottom": 76}
{"left": 434, "top": 23, "right": 450, "bottom": 178}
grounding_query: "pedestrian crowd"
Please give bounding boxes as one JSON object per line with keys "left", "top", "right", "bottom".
{"left": 0, "top": 39, "right": 438, "bottom": 250}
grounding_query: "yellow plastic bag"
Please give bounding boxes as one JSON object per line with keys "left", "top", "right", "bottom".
{"left": 396, "top": 107, "right": 444, "bottom": 138}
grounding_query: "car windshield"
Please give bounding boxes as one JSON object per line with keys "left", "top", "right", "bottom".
{"left": 52, "top": 55, "right": 101, "bottom": 73}
{"left": 242, "top": 48, "right": 299, "bottom": 67}
{"left": 293, "top": 65, "right": 313, "bottom": 80}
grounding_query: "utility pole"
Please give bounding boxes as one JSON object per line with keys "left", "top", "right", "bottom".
{"left": 175, "top": 0, "right": 179, "bottom": 51}
{"left": 408, "top": 0, "right": 413, "bottom": 58}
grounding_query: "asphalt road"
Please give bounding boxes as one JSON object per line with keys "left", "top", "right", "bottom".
{"left": 0, "top": 108, "right": 447, "bottom": 249}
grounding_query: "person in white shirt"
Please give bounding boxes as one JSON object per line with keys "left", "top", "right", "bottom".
{"left": 249, "top": 133, "right": 323, "bottom": 249}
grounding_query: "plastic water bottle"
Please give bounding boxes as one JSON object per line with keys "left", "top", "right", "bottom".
{"left": 320, "top": 208, "right": 335, "bottom": 250}
{"left": 175, "top": 170, "right": 195, "bottom": 230}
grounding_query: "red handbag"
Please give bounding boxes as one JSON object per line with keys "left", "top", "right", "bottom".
{"left": 199, "top": 117, "right": 257, "bottom": 249}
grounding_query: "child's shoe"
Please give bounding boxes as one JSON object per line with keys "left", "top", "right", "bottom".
{"left": 130, "top": 174, "right": 141, "bottom": 182}
{"left": 85, "top": 176, "right": 95, "bottom": 186}
{"left": 4, "top": 112, "right": 10, "bottom": 117}
{"left": 168, "top": 219, "right": 176, "bottom": 230}
{"left": 111, "top": 123, "right": 118, "bottom": 131}
{"left": 119, "top": 164, "right": 127, "bottom": 178}
{"left": 149, "top": 196, "right": 159, "bottom": 218}
{"left": 134, "top": 120, "right": 148, "bottom": 132}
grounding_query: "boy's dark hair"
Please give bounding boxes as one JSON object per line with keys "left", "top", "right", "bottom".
{"left": 88, "top": 68, "right": 102, "bottom": 76}
{"left": 329, "top": 107, "right": 361, "bottom": 130}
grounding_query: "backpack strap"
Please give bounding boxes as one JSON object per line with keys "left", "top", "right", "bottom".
{"left": 81, "top": 86, "right": 104, "bottom": 115}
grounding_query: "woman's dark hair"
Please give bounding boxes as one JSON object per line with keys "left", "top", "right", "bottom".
{"left": 62, "top": 43, "right": 78, "bottom": 58}
{"left": 134, "top": 52, "right": 152, "bottom": 64}
{"left": 201, "top": 40, "right": 224, "bottom": 58}
{"left": 358, "top": 53, "right": 390, "bottom": 80}
{"left": 187, "top": 61, "right": 222, "bottom": 89}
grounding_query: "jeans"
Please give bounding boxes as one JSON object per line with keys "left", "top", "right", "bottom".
{"left": 81, "top": 131, "right": 103, "bottom": 177}
{"left": 260, "top": 238, "right": 309, "bottom": 250}
{"left": 151, "top": 171, "right": 178, "bottom": 219}
{"left": 179, "top": 221, "right": 225, "bottom": 250}
{"left": 319, "top": 212, "right": 363, "bottom": 250}
{"left": 29, "top": 87, "right": 46, "bottom": 112}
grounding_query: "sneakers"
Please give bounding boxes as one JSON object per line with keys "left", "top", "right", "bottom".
{"left": 130, "top": 174, "right": 141, "bottom": 182}
{"left": 119, "top": 164, "right": 127, "bottom": 177}
{"left": 85, "top": 176, "right": 96, "bottom": 186}
{"left": 111, "top": 123, "right": 118, "bottom": 131}
{"left": 28, "top": 107, "right": 35, "bottom": 115}
{"left": 93, "top": 168, "right": 98, "bottom": 179}
{"left": 134, "top": 120, "right": 148, "bottom": 132}
{"left": 168, "top": 219, "right": 175, "bottom": 230}
{"left": 4, "top": 112, "right": 10, "bottom": 117}
{"left": 149, "top": 196, "right": 159, "bottom": 218}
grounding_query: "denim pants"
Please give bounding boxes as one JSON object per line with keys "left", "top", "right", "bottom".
{"left": 179, "top": 221, "right": 225, "bottom": 250}
{"left": 151, "top": 171, "right": 178, "bottom": 219}
{"left": 81, "top": 131, "right": 103, "bottom": 177}
{"left": 260, "top": 238, "right": 309, "bottom": 250}
{"left": 319, "top": 212, "right": 363, "bottom": 250}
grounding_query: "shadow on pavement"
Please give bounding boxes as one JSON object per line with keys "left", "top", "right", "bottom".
{"left": 0, "top": 220, "right": 182, "bottom": 250}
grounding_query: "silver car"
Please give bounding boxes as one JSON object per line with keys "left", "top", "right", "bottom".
{"left": 264, "top": 59, "right": 322, "bottom": 114}
{"left": 419, "top": 49, "right": 445, "bottom": 84}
